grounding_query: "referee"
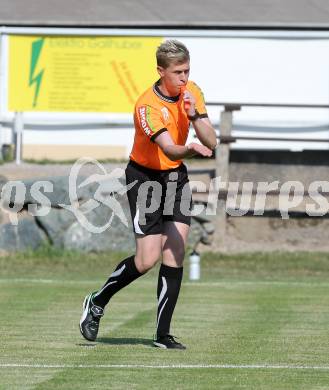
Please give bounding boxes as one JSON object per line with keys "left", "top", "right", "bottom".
{"left": 80, "top": 40, "right": 217, "bottom": 349}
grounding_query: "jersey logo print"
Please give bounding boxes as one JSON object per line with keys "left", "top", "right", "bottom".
{"left": 138, "top": 106, "right": 152, "bottom": 137}
{"left": 161, "top": 107, "right": 169, "bottom": 122}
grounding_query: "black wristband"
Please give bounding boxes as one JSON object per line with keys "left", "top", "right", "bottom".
{"left": 187, "top": 110, "right": 200, "bottom": 121}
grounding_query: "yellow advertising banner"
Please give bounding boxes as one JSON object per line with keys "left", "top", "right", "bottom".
{"left": 8, "top": 35, "right": 163, "bottom": 112}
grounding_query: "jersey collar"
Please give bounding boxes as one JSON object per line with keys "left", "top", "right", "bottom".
{"left": 153, "top": 80, "right": 180, "bottom": 103}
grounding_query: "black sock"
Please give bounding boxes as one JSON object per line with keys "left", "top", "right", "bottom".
{"left": 92, "top": 255, "right": 143, "bottom": 308}
{"left": 156, "top": 264, "right": 183, "bottom": 338}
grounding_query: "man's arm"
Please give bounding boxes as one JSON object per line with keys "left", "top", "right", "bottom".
{"left": 154, "top": 131, "right": 212, "bottom": 161}
{"left": 191, "top": 117, "right": 217, "bottom": 150}
{"left": 183, "top": 89, "right": 217, "bottom": 150}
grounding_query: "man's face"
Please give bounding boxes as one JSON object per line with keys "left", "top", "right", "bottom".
{"left": 157, "top": 61, "right": 190, "bottom": 95}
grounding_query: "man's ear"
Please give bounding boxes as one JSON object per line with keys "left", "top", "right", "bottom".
{"left": 157, "top": 66, "right": 165, "bottom": 77}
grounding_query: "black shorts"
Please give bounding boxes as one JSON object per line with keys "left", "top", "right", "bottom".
{"left": 125, "top": 160, "right": 192, "bottom": 235}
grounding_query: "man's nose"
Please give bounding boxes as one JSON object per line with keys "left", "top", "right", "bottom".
{"left": 180, "top": 74, "right": 187, "bottom": 83}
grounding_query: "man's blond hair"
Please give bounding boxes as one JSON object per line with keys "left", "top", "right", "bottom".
{"left": 156, "top": 40, "right": 190, "bottom": 68}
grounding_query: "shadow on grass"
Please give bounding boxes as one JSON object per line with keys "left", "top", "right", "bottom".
{"left": 97, "top": 337, "right": 152, "bottom": 347}
{"left": 76, "top": 343, "right": 97, "bottom": 348}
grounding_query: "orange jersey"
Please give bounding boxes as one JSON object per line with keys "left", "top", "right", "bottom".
{"left": 130, "top": 80, "right": 208, "bottom": 170}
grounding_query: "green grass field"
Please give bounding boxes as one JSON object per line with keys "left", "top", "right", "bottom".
{"left": 1, "top": 248, "right": 329, "bottom": 389}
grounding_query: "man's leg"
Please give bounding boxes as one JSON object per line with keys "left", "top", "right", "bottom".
{"left": 93, "top": 233, "right": 162, "bottom": 307}
{"left": 154, "top": 221, "right": 189, "bottom": 349}
{"left": 80, "top": 159, "right": 165, "bottom": 341}
{"left": 91, "top": 255, "right": 141, "bottom": 309}
{"left": 80, "top": 234, "right": 162, "bottom": 341}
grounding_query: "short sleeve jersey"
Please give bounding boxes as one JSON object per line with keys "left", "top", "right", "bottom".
{"left": 130, "top": 80, "right": 208, "bottom": 170}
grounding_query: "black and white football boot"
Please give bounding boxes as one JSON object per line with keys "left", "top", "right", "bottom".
{"left": 153, "top": 334, "right": 186, "bottom": 350}
{"left": 79, "top": 292, "right": 104, "bottom": 341}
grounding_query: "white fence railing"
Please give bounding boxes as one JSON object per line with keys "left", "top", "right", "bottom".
{"left": 1, "top": 102, "right": 329, "bottom": 164}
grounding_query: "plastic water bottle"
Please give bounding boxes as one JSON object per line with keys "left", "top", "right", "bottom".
{"left": 189, "top": 250, "right": 200, "bottom": 281}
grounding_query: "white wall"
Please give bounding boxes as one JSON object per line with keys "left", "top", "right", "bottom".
{"left": 1, "top": 28, "right": 329, "bottom": 154}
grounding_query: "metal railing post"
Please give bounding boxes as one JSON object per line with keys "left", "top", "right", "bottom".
{"left": 0, "top": 123, "right": 3, "bottom": 161}
{"left": 14, "top": 112, "right": 23, "bottom": 165}
{"left": 214, "top": 105, "right": 240, "bottom": 250}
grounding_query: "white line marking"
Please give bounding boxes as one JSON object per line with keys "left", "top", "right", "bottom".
{"left": 0, "top": 278, "right": 329, "bottom": 287}
{"left": 0, "top": 363, "right": 329, "bottom": 370}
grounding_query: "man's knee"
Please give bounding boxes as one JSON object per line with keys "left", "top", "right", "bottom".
{"left": 135, "top": 256, "right": 159, "bottom": 273}
{"left": 177, "top": 246, "right": 186, "bottom": 261}
{"left": 169, "top": 245, "right": 186, "bottom": 263}
{"left": 162, "top": 246, "right": 186, "bottom": 268}
{"left": 135, "top": 248, "right": 161, "bottom": 273}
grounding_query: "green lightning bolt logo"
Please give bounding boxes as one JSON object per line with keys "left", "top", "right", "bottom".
{"left": 29, "top": 38, "right": 45, "bottom": 107}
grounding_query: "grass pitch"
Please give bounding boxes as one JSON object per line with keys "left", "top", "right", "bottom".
{"left": 0, "top": 249, "right": 329, "bottom": 389}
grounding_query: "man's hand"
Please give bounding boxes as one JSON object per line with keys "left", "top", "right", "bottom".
{"left": 154, "top": 131, "right": 213, "bottom": 161}
{"left": 181, "top": 87, "right": 217, "bottom": 150}
{"left": 182, "top": 88, "right": 197, "bottom": 116}
{"left": 187, "top": 142, "right": 213, "bottom": 157}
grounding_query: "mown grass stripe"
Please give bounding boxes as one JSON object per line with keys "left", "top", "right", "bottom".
{"left": 1, "top": 278, "right": 329, "bottom": 287}
{"left": 1, "top": 363, "right": 329, "bottom": 370}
